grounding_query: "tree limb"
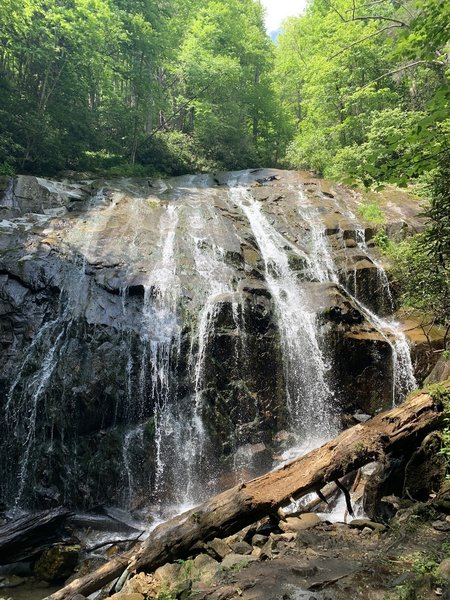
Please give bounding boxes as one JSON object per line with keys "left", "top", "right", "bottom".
{"left": 360, "top": 60, "right": 447, "bottom": 90}
{"left": 329, "top": 24, "right": 402, "bottom": 60}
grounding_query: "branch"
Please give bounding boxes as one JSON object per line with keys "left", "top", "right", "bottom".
{"left": 329, "top": 24, "right": 401, "bottom": 60}
{"left": 136, "top": 83, "right": 211, "bottom": 150}
{"left": 351, "top": 15, "right": 407, "bottom": 26}
{"left": 326, "top": 1, "right": 407, "bottom": 26}
{"left": 359, "top": 60, "right": 447, "bottom": 90}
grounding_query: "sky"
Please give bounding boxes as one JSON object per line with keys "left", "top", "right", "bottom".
{"left": 260, "top": 0, "right": 307, "bottom": 33}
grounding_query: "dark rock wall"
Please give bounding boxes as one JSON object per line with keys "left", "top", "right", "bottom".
{"left": 0, "top": 172, "right": 424, "bottom": 510}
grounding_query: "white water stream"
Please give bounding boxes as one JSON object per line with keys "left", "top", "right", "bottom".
{"left": 230, "top": 186, "right": 338, "bottom": 449}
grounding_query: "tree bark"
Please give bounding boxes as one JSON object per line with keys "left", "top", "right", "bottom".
{"left": 45, "top": 389, "right": 444, "bottom": 600}
{"left": 0, "top": 508, "right": 72, "bottom": 565}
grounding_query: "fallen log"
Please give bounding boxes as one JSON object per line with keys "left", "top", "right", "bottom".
{"left": 45, "top": 389, "right": 444, "bottom": 600}
{"left": 0, "top": 508, "right": 72, "bottom": 564}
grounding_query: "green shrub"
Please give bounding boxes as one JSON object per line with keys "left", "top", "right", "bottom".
{"left": 357, "top": 201, "right": 385, "bottom": 225}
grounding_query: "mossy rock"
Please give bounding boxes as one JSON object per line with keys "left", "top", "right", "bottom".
{"left": 34, "top": 544, "right": 80, "bottom": 582}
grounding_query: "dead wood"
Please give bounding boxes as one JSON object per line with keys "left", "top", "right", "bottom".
{"left": 0, "top": 508, "right": 72, "bottom": 564}
{"left": 45, "top": 389, "right": 443, "bottom": 600}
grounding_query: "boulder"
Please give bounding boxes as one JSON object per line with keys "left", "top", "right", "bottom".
{"left": 229, "top": 541, "right": 252, "bottom": 555}
{"left": 437, "top": 558, "right": 450, "bottom": 581}
{"left": 279, "top": 513, "right": 321, "bottom": 532}
{"left": 33, "top": 544, "right": 80, "bottom": 583}
{"left": 221, "top": 553, "right": 259, "bottom": 569}
{"left": 206, "top": 538, "right": 231, "bottom": 560}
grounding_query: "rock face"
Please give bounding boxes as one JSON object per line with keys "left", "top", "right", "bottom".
{"left": 0, "top": 170, "right": 425, "bottom": 511}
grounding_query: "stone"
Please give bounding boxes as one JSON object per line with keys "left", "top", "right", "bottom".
{"left": 291, "top": 562, "right": 319, "bottom": 577}
{"left": 279, "top": 513, "right": 321, "bottom": 532}
{"left": 153, "top": 562, "right": 183, "bottom": 585}
{"left": 424, "top": 355, "right": 450, "bottom": 385}
{"left": 349, "top": 519, "right": 385, "bottom": 533}
{"left": 221, "top": 553, "right": 259, "bottom": 570}
{"left": 33, "top": 544, "right": 80, "bottom": 583}
{"left": 110, "top": 594, "right": 145, "bottom": 600}
{"left": 122, "top": 573, "right": 154, "bottom": 595}
{"left": 229, "top": 541, "right": 252, "bottom": 555}
{"left": 176, "top": 579, "right": 192, "bottom": 600}
{"left": 295, "top": 530, "right": 321, "bottom": 549}
{"left": 206, "top": 538, "right": 231, "bottom": 560}
{"left": 432, "top": 520, "right": 450, "bottom": 532}
{"left": 192, "top": 554, "right": 219, "bottom": 584}
{"left": 251, "top": 534, "right": 268, "bottom": 547}
{"left": 437, "top": 558, "right": 450, "bottom": 581}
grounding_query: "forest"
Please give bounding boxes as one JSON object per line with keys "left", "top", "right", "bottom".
{"left": 1, "top": 2, "right": 450, "bottom": 598}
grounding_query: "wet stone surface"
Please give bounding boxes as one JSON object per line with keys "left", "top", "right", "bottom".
{"left": 0, "top": 170, "right": 428, "bottom": 511}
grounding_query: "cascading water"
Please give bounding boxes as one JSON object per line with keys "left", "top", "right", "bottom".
{"left": 230, "top": 185, "right": 337, "bottom": 450}
{"left": 296, "top": 185, "right": 416, "bottom": 405}
{"left": 0, "top": 169, "right": 421, "bottom": 516}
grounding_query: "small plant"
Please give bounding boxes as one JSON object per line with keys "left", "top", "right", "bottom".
{"left": 441, "top": 540, "right": 450, "bottom": 557}
{"left": 0, "top": 161, "right": 14, "bottom": 176}
{"left": 358, "top": 201, "right": 385, "bottom": 225}
{"left": 157, "top": 589, "right": 178, "bottom": 600}
{"left": 220, "top": 560, "right": 249, "bottom": 575}
{"left": 373, "top": 229, "right": 392, "bottom": 253}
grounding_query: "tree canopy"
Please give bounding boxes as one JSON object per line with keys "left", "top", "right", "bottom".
{"left": 0, "top": 0, "right": 289, "bottom": 175}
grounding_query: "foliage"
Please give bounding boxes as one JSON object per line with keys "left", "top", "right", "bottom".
{"left": 357, "top": 201, "right": 385, "bottom": 225}
{"left": 385, "top": 234, "right": 449, "bottom": 328}
{"left": 0, "top": 0, "right": 285, "bottom": 176}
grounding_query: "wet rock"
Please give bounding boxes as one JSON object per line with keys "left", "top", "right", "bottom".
{"left": 363, "top": 456, "right": 408, "bottom": 521}
{"left": 0, "top": 171, "right": 420, "bottom": 511}
{"left": 353, "top": 411, "right": 371, "bottom": 423}
{"left": 233, "top": 443, "right": 272, "bottom": 473}
{"left": 33, "top": 544, "right": 80, "bottom": 583}
{"left": 0, "top": 574, "right": 27, "bottom": 588}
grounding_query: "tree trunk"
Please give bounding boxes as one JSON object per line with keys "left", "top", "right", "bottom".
{"left": 45, "top": 390, "right": 444, "bottom": 600}
{"left": 0, "top": 508, "right": 72, "bottom": 565}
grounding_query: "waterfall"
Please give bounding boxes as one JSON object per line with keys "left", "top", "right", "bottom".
{"left": 0, "top": 170, "right": 420, "bottom": 514}
{"left": 230, "top": 186, "right": 337, "bottom": 450}
{"left": 297, "top": 186, "right": 416, "bottom": 405}
{"left": 296, "top": 189, "right": 338, "bottom": 284}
